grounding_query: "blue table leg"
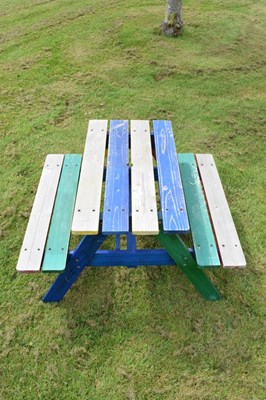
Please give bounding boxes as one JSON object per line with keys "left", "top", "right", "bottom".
{"left": 126, "top": 232, "right": 137, "bottom": 268}
{"left": 42, "top": 234, "right": 106, "bottom": 302}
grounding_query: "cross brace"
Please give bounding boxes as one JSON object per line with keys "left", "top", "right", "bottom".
{"left": 42, "top": 231, "right": 221, "bottom": 303}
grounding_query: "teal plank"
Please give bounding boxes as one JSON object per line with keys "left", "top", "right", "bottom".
{"left": 42, "top": 154, "right": 82, "bottom": 272}
{"left": 158, "top": 231, "right": 221, "bottom": 300}
{"left": 178, "top": 153, "right": 220, "bottom": 268}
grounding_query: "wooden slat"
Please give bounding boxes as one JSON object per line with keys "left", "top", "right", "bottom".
{"left": 42, "top": 154, "right": 82, "bottom": 272}
{"left": 102, "top": 120, "right": 129, "bottom": 234}
{"left": 16, "top": 154, "right": 64, "bottom": 272}
{"left": 196, "top": 154, "right": 246, "bottom": 268}
{"left": 72, "top": 120, "right": 108, "bottom": 235}
{"left": 153, "top": 120, "right": 189, "bottom": 233}
{"left": 178, "top": 153, "right": 220, "bottom": 268}
{"left": 131, "top": 120, "right": 159, "bottom": 234}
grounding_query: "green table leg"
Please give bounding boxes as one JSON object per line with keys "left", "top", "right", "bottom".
{"left": 157, "top": 231, "right": 221, "bottom": 300}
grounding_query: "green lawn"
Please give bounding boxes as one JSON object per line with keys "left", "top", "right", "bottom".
{"left": 0, "top": 0, "right": 265, "bottom": 399}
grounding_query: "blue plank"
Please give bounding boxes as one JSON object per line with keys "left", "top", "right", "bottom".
{"left": 102, "top": 120, "right": 129, "bottom": 233}
{"left": 153, "top": 120, "right": 189, "bottom": 233}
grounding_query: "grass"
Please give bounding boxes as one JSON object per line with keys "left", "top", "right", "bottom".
{"left": 0, "top": 0, "right": 265, "bottom": 399}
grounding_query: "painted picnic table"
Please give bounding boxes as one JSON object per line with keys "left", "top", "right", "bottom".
{"left": 16, "top": 120, "right": 246, "bottom": 302}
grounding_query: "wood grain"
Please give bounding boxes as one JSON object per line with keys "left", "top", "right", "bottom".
{"left": 42, "top": 154, "right": 82, "bottom": 272}
{"left": 102, "top": 120, "right": 129, "bottom": 234}
{"left": 131, "top": 120, "right": 159, "bottom": 234}
{"left": 153, "top": 120, "right": 189, "bottom": 233}
{"left": 178, "top": 153, "right": 220, "bottom": 267}
{"left": 72, "top": 120, "right": 108, "bottom": 235}
{"left": 196, "top": 154, "right": 246, "bottom": 268}
{"left": 16, "top": 154, "right": 64, "bottom": 272}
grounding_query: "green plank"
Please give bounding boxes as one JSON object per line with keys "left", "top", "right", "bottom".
{"left": 158, "top": 231, "right": 221, "bottom": 300}
{"left": 42, "top": 154, "right": 82, "bottom": 272}
{"left": 178, "top": 153, "right": 220, "bottom": 268}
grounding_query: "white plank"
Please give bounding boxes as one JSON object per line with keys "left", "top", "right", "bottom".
{"left": 72, "top": 120, "right": 108, "bottom": 234}
{"left": 131, "top": 120, "right": 159, "bottom": 234}
{"left": 16, "top": 154, "right": 64, "bottom": 272}
{"left": 196, "top": 154, "right": 246, "bottom": 268}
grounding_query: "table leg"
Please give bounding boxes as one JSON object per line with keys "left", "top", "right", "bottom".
{"left": 157, "top": 231, "right": 221, "bottom": 300}
{"left": 42, "top": 234, "right": 106, "bottom": 302}
{"left": 126, "top": 233, "right": 137, "bottom": 268}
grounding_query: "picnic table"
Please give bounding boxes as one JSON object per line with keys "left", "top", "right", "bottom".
{"left": 16, "top": 120, "right": 246, "bottom": 302}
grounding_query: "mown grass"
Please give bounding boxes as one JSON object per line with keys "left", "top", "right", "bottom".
{"left": 0, "top": 0, "right": 265, "bottom": 399}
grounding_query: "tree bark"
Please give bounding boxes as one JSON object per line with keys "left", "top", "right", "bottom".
{"left": 161, "top": 0, "right": 183, "bottom": 37}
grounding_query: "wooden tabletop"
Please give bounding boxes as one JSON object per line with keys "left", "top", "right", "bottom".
{"left": 71, "top": 119, "right": 190, "bottom": 236}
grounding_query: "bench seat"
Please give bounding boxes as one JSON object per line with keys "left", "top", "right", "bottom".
{"left": 42, "top": 154, "right": 82, "bottom": 272}
{"left": 178, "top": 153, "right": 220, "bottom": 268}
{"left": 16, "top": 155, "right": 64, "bottom": 272}
{"left": 196, "top": 154, "right": 246, "bottom": 268}
{"left": 16, "top": 154, "right": 81, "bottom": 273}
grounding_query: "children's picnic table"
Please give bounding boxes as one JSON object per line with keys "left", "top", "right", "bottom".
{"left": 16, "top": 120, "right": 246, "bottom": 302}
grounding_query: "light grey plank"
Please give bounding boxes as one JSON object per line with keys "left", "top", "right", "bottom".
{"left": 196, "top": 154, "right": 246, "bottom": 268}
{"left": 131, "top": 120, "right": 159, "bottom": 234}
{"left": 72, "top": 120, "right": 108, "bottom": 234}
{"left": 16, "top": 154, "right": 64, "bottom": 272}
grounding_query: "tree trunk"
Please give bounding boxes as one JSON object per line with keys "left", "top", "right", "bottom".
{"left": 161, "top": 0, "right": 183, "bottom": 37}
